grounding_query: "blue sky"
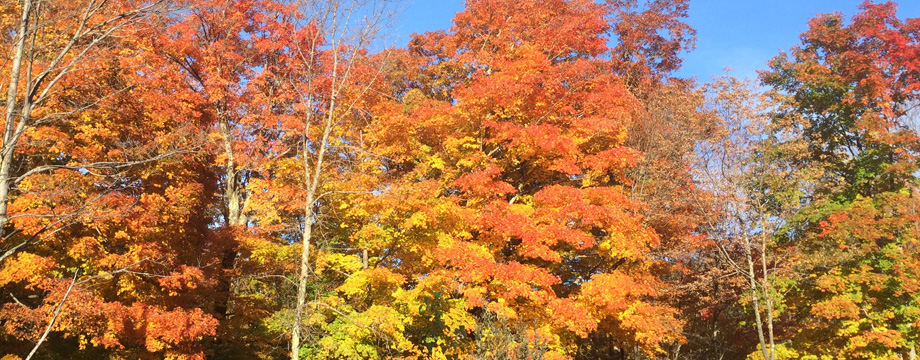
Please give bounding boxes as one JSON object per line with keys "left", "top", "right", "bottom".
{"left": 388, "top": 0, "right": 920, "bottom": 82}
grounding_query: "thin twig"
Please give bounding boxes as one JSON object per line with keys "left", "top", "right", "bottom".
{"left": 25, "top": 270, "right": 80, "bottom": 360}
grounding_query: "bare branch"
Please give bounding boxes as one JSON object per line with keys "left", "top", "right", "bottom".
{"left": 25, "top": 270, "right": 79, "bottom": 360}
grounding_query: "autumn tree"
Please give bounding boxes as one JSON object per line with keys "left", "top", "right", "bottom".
{"left": 311, "top": 0, "right": 705, "bottom": 358}
{"left": 0, "top": 0, "right": 225, "bottom": 359}
{"left": 162, "top": 0, "right": 407, "bottom": 358}
{"left": 283, "top": 1, "right": 400, "bottom": 358}
{"left": 606, "top": 0, "right": 696, "bottom": 92}
{"left": 760, "top": 1, "right": 920, "bottom": 358}
{"left": 691, "top": 75, "right": 813, "bottom": 360}
{"left": 606, "top": 2, "right": 723, "bottom": 358}
{"left": 0, "top": 0, "right": 169, "bottom": 263}
{"left": 136, "top": 1, "right": 292, "bottom": 356}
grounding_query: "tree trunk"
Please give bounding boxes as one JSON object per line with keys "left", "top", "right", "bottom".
{"left": 215, "top": 111, "right": 244, "bottom": 321}
{"left": 745, "top": 236, "right": 772, "bottom": 360}
{"left": 291, "top": 79, "right": 335, "bottom": 358}
{"left": 290, "top": 192, "right": 314, "bottom": 360}
{"left": 286, "top": 1, "right": 395, "bottom": 356}
{"left": 760, "top": 223, "right": 776, "bottom": 360}
{"left": 0, "top": 0, "right": 32, "bottom": 243}
{"left": 219, "top": 113, "right": 246, "bottom": 226}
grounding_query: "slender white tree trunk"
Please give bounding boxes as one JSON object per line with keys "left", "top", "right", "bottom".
{"left": 287, "top": 1, "right": 396, "bottom": 357}
{"left": 0, "top": 0, "right": 33, "bottom": 242}
{"left": 760, "top": 222, "right": 776, "bottom": 360}
{"left": 744, "top": 236, "right": 772, "bottom": 360}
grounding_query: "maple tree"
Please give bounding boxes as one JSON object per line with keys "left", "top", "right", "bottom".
{"left": 0, "top": 0, "right": 224, "bottom": 358}
{"left": 606, "top": 0, "right": 696, "bottom": 92}
{"left": 0, "top": 0, "right": 171, "bottom": 263}
{"left": 135, "top": 0, "right": 284, "bottom": 355}
{"left": 128, "top": 1, "right": 404, "bottom": 358}
{"left": 338, "top": 0, "right": 700, "bottom": 358}
{"left": 271, "top": 1, "right": 400, "bottom": 358}
{"left": 759, "top": 1, "right": 920, "bottom": 359}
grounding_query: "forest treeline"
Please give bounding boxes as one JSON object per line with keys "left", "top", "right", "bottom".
{"left": 1, "top": 0, "right": 919, "bottom": 359}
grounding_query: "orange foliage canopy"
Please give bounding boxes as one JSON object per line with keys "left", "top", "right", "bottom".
{"left": 338, "top": 0, "right": 698, "bottom": 357}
